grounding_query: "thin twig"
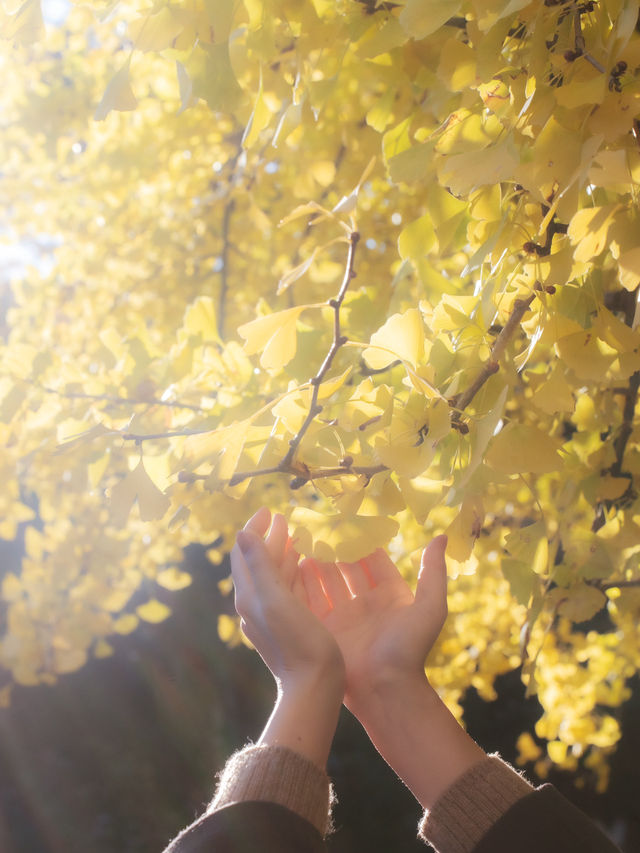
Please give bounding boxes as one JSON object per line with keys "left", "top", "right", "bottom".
{"left": 121, "top": 427, "right": 213, "bottom": 442}
{"left": 611, "top": 371, "right": 640, "bottom": 477}
{"left": 218, "top": 198, "right": 236, "bottom": 339}
{"left": 450, "top": 294, "right": 536, "bottom": 415}
{"left": 35, "top": 384, "right": 209, "bottom": 413}
{"left": 229, "top": 461, "right": 386, "bottom": 488}
{"left": 598, "top": 579, "right": 640, "bottom": 590}
{"left": 279, "top": 230, "right": 360, "bottom": 472}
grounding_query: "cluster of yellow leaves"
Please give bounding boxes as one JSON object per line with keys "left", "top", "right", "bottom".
{"left": 2, "top": 0, "right": 640, "bottom": 782}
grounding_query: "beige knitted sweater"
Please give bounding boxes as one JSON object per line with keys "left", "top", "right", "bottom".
{"left": 209, "top": 745, "right": 534, "bottom": 852}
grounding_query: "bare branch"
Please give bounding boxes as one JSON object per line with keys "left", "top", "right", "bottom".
{"left": 279, "top": 230, "right": 360, "bottom": 472}
{"left": 218, "top": 198, "right": 236, "bottom": 339}
{"left": 599, "top": 579, "right": 640, "bottom": 591}
{"left": 450, "top": 293, "right": 536, "bottom": 417}
{"left": 121, "top": 428, "right": 212, "bottom": 442}
{"left": 35, "top": 383, "right": 210, "bottom": 413}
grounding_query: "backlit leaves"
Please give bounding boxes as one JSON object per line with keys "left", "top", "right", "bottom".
{"left": 2, "top": 0, "right": 640, "bottom": 788}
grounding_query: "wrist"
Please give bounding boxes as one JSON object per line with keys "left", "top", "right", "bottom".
{"left": 261, "top": 658, "right": 345, "bottom": 770}
{"left": 280, "top": 652, "right": 346, "bottom": 705}
{"left": 346, "top": 668, "right": 433, "bottom": 720}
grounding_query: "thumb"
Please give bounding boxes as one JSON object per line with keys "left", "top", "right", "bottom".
{"left": 415, "top": 535, "right": 448, "bottom": 617}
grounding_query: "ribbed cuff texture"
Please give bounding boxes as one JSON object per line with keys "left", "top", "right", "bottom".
{"left": 419, "top": 754, "right": 534, "bottom": 853}
{"left": 209, "top": 744, "right": 334, "bottom": 837}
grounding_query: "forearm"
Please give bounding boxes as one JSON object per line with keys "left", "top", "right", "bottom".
{"left": 206, "top": 671, "right": 341, "bottom": 841}
{"left": 349, "top": 674, "right": 485, "bottom": 811}
{"left": 258, "top": 668, "right": 343, "bottom": 769}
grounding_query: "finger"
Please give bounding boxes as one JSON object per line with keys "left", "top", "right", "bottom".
{"left": 337, "top": 560, "right": 372, "bottom": 597}
{"left": 230, "top": 542, "right": 254, "bottom": 616}
{"left": 291, "top": 570, "right": 308, "bottom": 606}
{"left": 415, "top": 535, "right": 448, "bottom": 617}
{"left": 236, "top": 528, "right": 277, "bottom": 594}
{"left": 315, "top": 561, "right": 351, "bottom": 607}
{"left": 363, "top": 548, "right": 402, "bottom": 586}
{"left": 281, "top": 538, "right": 300, "bottom": 588}
{"left": 300, "top": 558, "right": 331, "bottom": 618}
{"left": 265, "top": 512, "right": 289, "bottom": 566}
{"left": 244, "top": 506, "right": 271, "bottom": 538}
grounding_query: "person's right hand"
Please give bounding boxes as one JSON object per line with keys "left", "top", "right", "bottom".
{"left": 299, "top": 537, "right": 448, "bottom": 712}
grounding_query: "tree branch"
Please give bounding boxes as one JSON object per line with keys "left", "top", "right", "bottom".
{"left": 611, "top": 370, "right": 640, "bottom": 478}
{"left": 449, "top": 293, "right": 536, "bottom": 417}
{"left": 279, "top": 230, "right": 360, "bottom": 473}
{"left": 217, "top": 198, "right": 236, "bottom": 340}
{"left": 598, "top": 579, "right": 640, "bottom": 590}
{"left": 35, "top": 384, "right": 210, "bottom": 413}
{"left": 121, "top": 427, "right": 213, "bottom": 442}
{"left": 228, "top": 461, "right": 386, "bottom": 488}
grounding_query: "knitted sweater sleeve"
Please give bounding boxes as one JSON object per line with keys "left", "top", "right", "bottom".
{"left": 209, "top": 744, "right": 334, "bottom": 837}
{"left": 419, "top": 753, "right": 621, "bottom": 853}
{"left": 419, "top": 754, "right": 533, "bottom": 853}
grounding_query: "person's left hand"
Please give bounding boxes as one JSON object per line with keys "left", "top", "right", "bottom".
{"left": 232, "top": 507, "right": 345, "bottom": 694}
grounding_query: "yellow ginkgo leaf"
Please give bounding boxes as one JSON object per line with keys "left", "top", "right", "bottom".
{"left": 243, "top": 73, "right": 273, "bottom": 149}
{"left": 94, "top": 640, "right": 114, "bottom": 659}
{"left": 531, "top": 367, "right": 575, "bottom": 415}
{"left": 399, "top": 0, "right": 462, "bottom": 39}
{"left": 156, "top": 567, "right": 192, "bottom": 590}
{"left": 182, "top": 296, "right": 220, "bottom": 342}
{"left": 517, "top": 732, "right": 542, "bottom": 764}
{"left": 277, "top": 249, "right": 320, "bottom": 294}
{"left": 128, "top": 8, "right": 183, "bottom": 51}
{"left": 136, "top": 599, "right": 171, "bottom": 623}
{"left": 557, "top": 584, "right": 606, "bottom": 622}
{"left": 238, "top": 306, "right": 307, "bottom": 370}
{"left": 2, "top": 574, "right": 22, "bottom": 603}
{"left": 110, "top": 459, "right": 171, "bottom": 525}
{"left": 317, "top": 366, "right": 352, "bottom": 400}
{"left": 4, "top": 0, "right": 44, "bottom": 44}
{"left": 398, "top": 215, "right": 437, "bottom": 261}
{"left": 54, "top": 648, "right": 87, "bottom": 674}
{"left": 437, "top": 39, "right": 476, "bottom": 91}
{"left": 290, "top": 507, "right": 399, "bottom": 563}
{"left": 95, "top": 59, "right": 138, "bottom": 121}
{"left": 567, "top": 205, "right": 620, "bottom": 263}
{"left": 547, "top": 740, "right": 568, "bottom": 763}
{"left": 618, "top": 247, "right": 640, "bottom": 292}
{"left": 438, "top": 140, "right": 518, "bottom": 196}
{"left": 184, "top": 419, "right": 250, "bottom": 479}
{"left": 444, "top": 495, "right": 484, "bottom": 562}
{"left": 555, "top": 331, "right": 616, "bottom": 380}
{"left": 113, "top": 614, "right": 139, "bottom": 635}
{"left": 363, "top": 308, "right": 424, "bottom": 370}
{"left": 486, "top": 423, "right": 563, "bottom": 475}
{"left": 597, "top": 476, "right": 630, "bottom": 501}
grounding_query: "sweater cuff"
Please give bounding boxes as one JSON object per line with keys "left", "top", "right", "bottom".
{"left": 209, "top": 744, "right": 334, "bottom": 837}
{"left": 419, "top": 754, "right": 534, "bottom": 853}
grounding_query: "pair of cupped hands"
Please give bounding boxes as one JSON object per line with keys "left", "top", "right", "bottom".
{"left": 231, "top": 507, "right": 449, "bottom": 712}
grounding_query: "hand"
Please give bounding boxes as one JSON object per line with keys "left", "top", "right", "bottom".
{"left": 231, "top": 507, "right": 345, "bottom": 694}
{"left": 231, "top": 508, "right": 346, "bottom": 768}
{"left": 299, "top": 536, "right": 448, "bottom": 711}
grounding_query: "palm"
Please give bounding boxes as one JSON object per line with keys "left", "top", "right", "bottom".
{"left": 324, "top": 583, "right": 415, "bottom": 682}
{"left": 300, "top": 541, "right": 448, "bottom": 703}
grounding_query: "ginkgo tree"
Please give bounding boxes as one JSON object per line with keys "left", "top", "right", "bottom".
{"left": 2, "top": 0, "right": 640, "bottom": 790}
